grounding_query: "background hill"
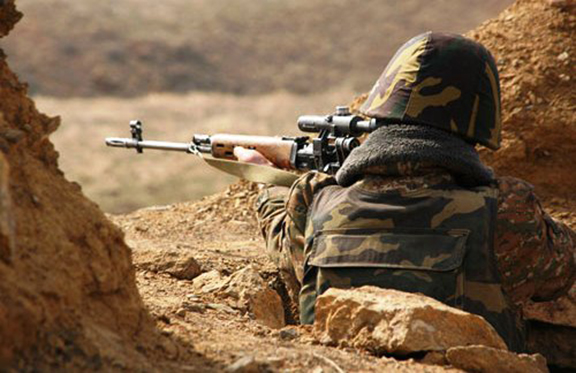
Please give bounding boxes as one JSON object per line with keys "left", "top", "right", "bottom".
{"left": 6, "top": 0, "right": 511, "bottom": 97}
{"left": 3, "top": 0, "right": 514, "bottom": 212}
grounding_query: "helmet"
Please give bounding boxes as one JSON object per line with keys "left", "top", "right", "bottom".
{"left": 360, "top": 32, "right": 502, "bottom": 150}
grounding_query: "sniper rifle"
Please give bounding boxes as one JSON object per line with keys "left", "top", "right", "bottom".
{"left": 105, "top": 106, "right": 380, "bottom": 186}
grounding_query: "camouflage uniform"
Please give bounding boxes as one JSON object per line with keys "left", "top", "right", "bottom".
{"left": 256, "top": 32, "right": 575, "bottom": 352}
{"left": 258, "top": 170, "right": 574, "bottom": 351}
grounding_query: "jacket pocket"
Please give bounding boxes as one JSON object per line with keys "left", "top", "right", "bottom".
{"left": 307, "top": 227, "right": 469, "bottom": 307}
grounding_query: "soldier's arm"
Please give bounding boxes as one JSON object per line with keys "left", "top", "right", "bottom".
{"left": 256, "top": 172, "right": 337, "bottom": 295}
{"left": 494, "top": 177, "right": 575, "bottom": 305}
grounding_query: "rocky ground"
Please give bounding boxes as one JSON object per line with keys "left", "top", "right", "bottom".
{"left": 0, "top": 0, "right": 574, "bottom": 371}
{"left": 110, "top": 0, "right": 576, "bottom": 370}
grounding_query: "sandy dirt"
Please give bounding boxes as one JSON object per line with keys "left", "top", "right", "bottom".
{"left": 109, "top": 0, "right": 575, "bottom": 370}
{"left": 111, "top": 181, "right": 463, "bottom": 372}
{"left": 0, "top": 0, "right": 574, "bottom": 371}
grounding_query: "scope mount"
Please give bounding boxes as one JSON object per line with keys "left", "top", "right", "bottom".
{"left": 130, "top": 120, "right": 144, "bottom": 153}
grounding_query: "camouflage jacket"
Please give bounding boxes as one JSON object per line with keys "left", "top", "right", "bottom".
{"left": 256, "top": 171, "right": 575, "bottom": 350}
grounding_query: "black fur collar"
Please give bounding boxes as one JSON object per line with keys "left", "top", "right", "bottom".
{"left": 336, "top": 124, "right": 494, "bottom": 188}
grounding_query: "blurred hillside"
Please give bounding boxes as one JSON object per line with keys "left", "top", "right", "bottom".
{"left": 5, "top": 0, "right": 512, "bottom": 97}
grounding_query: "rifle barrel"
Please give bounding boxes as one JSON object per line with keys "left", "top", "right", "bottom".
{"left": 105, "top": 138, "right": 193, "bottom": 152}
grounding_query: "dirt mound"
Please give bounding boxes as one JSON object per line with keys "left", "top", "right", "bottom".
{"left": 0, "top": 2, "right": 193, "bottom": 370}
{"left": 468, "top": 0, "right": 576, "bottom": 214}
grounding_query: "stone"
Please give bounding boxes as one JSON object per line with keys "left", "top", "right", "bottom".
{"left": 175, "top": 308, "right": 187, "bottom": 317}
{"left": 548, "top": 0, "right": 576, "bottom": 9}
{"left": 182, "top": 301, "right": 206, "bottom": 314}
{"left": 523, "top": 285, "right": 576, "bottom": 328}
{"left": 223, "top": 266, "right": 285, "bottom": 329}
{"left": 193, "top": 267, "right": 285, "bottom": 328}
{"left": 419, "top": 351, "right": 448, "bottom": 366}
{"left": 134, "top": 248, "right": 202, "bottom": 280}
{"left": 446, "top": 345, "right": 548, "bottom": 373}
{"left": 314, "top": 286, "right": 507, "bottom": 355}
{"left": 0, "top": 153, "right": 14, "bottom": 263}
{"left": 206, "top": 303, "right": 239, "bottom": 315}
{"left": 192, "top": 270, "right": 227, "bottom": 293}
{"left": 278, "top": 327, "right": 299, "bottom": 341}
{"left": 226, "top": 356, "right": 266, "bottom": 373}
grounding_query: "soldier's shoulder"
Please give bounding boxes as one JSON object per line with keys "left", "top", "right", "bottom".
{"left": 285, "top": 172, "right": 338, "bottom": 218}
{"left": 289, "top": 171, "right": 337, "bottom": 198}
{"left": 494, "top": 176, "right": 539, "bottom": 208}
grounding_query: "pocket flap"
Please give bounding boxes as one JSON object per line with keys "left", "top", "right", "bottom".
{"left": 309, "top": 228, "right": 469, "bottom": 272}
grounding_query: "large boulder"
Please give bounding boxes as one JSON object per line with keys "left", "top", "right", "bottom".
{"left": 314, "top": 286, "right": 507, "bottom": 355}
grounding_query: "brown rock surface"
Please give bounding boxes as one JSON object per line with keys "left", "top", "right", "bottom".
{"left": 314, "top": 286, "right": 507, "bottom": 355}
{"left": 133, "top": 246, "right": 202, "bottom": 280}
{"left": 193, "top": 269, "right": 228, "bottom": 293}
{"left": 469, "top": 0, "right": 576, "bottom": 212}
{"left": 0, "top": 2, "right": 194, "bottom": 370}
{"left": 193, "top": 266, "right": 285, "bottom": 329}
{"left": 0, "top": 153, "right": 14, "bottom": 263}
{"left": 524, "top": 284, "right": 576, "bottom": 328}
{"left": 0, "top": 0, "right": 20, "bottom": 37}
{"left": 446, "top": 345, "right": 548, "bottom": 373}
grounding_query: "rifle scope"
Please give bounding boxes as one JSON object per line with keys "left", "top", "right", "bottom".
{"left": 297, "top": 115, "right": 378, "bottom": 136}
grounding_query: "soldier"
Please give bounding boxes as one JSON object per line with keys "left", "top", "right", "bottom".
{"left": 234, "top": 32, "right": 575, "bottom": 352}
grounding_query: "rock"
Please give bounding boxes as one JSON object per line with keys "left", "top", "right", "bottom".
{"left": 446, "top": 345, "right": 548, "bottom": 373}
{"left": 206, "top": 303, "right": 239, "bottom": 315}
{"left": 194, "top": 267, "right": 285, "bottom": 328}
{"left": 0, "top": 153, "right": 14, "bottom": 263}
{"left": 314, "top": 286, "right": 507, "bottom": 355}
{"left": 278, "top": 327, "right": 299, "bottom": 341}
{"left": 523, "top": 285, "right": 576, "bottom": 327}
{"left": 223, "top": 266, "right": 285, "bottom": 329}
{"left": 557, "top": 52, "right": 569, "bottom": 62}
{"left": 133, "top": 248, "right": 202, "bottom": 280}
{"left": 175, "top": 308, "right": 187, "bottom": 317}
{"left": 548, "top": 0, "right": 576, "bottom": 9}
{"left": 182, "top": 301, "right": 206, "bottom": 314}
{"left": 0, "top": 0, "right": 21, "bottom": 38}
{"left": 226, "top": 356, "right": 267, "bottom": 373}
{"left": 192, "top": 270, "right": 227, "bottom": 293}
{"left": 419, "top": 351, "right": 448, "bottom": 366}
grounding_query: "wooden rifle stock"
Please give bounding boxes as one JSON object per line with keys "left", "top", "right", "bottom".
{"left": 209, "top": 134, "right": 296, "bottom": 170}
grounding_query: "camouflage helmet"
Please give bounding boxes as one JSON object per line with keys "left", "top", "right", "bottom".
{"left": 360, "top": 32, "right": 502, "bottom": 150}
